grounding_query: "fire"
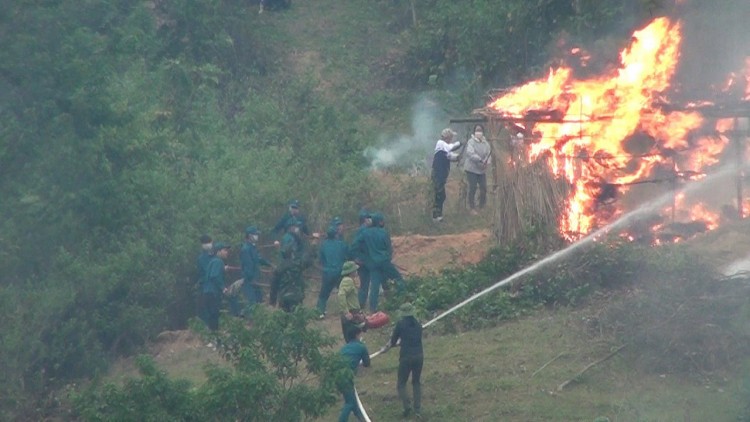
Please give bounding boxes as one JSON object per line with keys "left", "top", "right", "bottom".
{"left": 486, "top": 17, "right": 743, "bottom": 241}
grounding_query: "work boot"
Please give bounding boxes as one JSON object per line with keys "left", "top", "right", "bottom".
{"left": 401, "top": 408, "right": 412, "bottom": 418}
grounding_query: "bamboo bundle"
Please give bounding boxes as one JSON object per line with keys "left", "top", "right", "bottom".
{"left": 466, "top": 107, "right": 569, "bottom": 247}
{"left": 492, "top": 155, "right": 569, "bottom": 246}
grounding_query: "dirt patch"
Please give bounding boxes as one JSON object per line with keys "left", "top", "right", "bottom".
{"left": 392, "top": 230, "right": 492, "bottom": 275}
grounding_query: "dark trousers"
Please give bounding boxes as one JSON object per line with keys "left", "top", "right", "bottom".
{"left": 241, "top": 280, "right": 263, "bottom": 318}
{"left": 202, "top": 292, "right": 220, "bottom": 332}
{"left": 357, "top": 265, "right": 371, "bottom": 309}
{"left": 368, "top": 261, "right": 404, "bottom": 313}
{"left": 397, "top": 354, "right": 423, "bottom": 413}
{"left": 270, "top": 261, "right": 302, "bottom": 310}
{"left": 432, "top": 180, "right": 447, "bottom": 218}
{"left": 338, "top": 382, "right": 364, "bottom": 422}
{"left": 317, "top": 271, "right": 341, "bottom": 314}
{"left": 466, "top": 171, "right": 487, "bottom": 209}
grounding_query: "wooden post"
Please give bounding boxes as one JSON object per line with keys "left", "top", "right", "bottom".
{"left": 736, "top": 117, "right": 745, "bottom": 219}
{"left": 672, "top": 154, "right": 677, "bottom": 223}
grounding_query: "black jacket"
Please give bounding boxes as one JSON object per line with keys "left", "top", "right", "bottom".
{"left": 431, "top": 141, "right": 462, "bottom": 185}
{"left": 390, "top": 316, "right": 423, "bottom": 359}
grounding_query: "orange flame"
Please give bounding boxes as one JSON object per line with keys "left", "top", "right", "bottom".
{"left": 487, "top": 17, "right": 738, "bottom": 240}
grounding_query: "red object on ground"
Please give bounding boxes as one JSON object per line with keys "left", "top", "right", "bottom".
{"left": 365, "top": 311, "right": 390, "bottom": 329}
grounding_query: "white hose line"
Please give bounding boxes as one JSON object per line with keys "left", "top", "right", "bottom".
{"left": 354, "top": 387, "right": 372, "bottom": 422}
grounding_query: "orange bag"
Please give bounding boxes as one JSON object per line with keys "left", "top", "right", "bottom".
{"left": 365, "top": 311, "right": 390, "bottom": 329}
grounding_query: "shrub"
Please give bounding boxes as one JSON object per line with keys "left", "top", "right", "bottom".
{"left": 72, "top": 307, "right": 349, "bottom": 421}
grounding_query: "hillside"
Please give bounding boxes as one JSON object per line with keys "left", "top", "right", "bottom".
{"left": 105, "top": 217, "right": 750, "bottom": 422}
{"left": 6, "top": 0, "right": 750, "bottom": 420}
{"left": 101, "top": 1, "right": 750, "bottom": 421}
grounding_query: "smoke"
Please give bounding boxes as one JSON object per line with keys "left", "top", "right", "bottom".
{"left": 673, "top": 0, "right": 750, "bottom": 99}
{"left": 363, "top": 94, "right": 449, "bottom": 172}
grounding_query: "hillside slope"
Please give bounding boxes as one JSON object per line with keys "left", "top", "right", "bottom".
{"left": 106, "top": 2, "right": 750, "bottom": 421}
{"left": 108, "top": 220, "right": 750, "bottom": 421}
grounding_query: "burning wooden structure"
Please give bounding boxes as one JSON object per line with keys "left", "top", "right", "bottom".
{"left": 451, "top": 100, "right": 750, "bottom": 246}
{"left": 447, "top": 17, "right": 750, "bottom": 247}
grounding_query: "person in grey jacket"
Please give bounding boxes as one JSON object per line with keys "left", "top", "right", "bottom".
{"left": 463, "top": 124, "right": 492, "bottom": 214}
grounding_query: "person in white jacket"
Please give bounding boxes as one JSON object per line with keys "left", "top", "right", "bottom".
{"left": 431, "top": 128, "right": 462, "bottom": 221}
{"left": 463, "top": 124, "right": 491, "bottom": 214}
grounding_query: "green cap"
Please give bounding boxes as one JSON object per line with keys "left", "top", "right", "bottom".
{"left": 341, "top": 261, "right": 359, "bottom": 276}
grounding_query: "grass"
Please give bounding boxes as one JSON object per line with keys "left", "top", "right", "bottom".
{"left": 331, "top": 307, "right": 744, "bottom": 422}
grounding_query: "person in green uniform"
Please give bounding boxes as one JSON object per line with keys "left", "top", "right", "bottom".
{"left": 272, "top": 199, "right": 311, "bottom": 238}
{"left": 317, "top": 219, "right": 348, "bottom": 319}
{"left": 358, "top": 212, "right": 405, "bottom": 312}
{"left": 350, "top": 210, "right": 373, "bottom": 308}
{"left": 270, "top": 218, "right": 305, "bottom": 312}
{"left": 338, "top": 327, "right": 370, "bottom": 422}
{"left": 202, "top": 242, "right": 231, "bottom": 334}
{"left": 196, "top": 234, "right": 213, "bottom": 327}
{"left": 240, "top": 226, "right": 272, "bottom": 317}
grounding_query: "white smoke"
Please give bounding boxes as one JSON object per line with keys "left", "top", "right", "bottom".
{"left": 364, "top": 94, "right": 449, "bottom": 172}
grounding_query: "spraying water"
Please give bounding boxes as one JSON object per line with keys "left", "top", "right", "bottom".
{"left": 357, "top": 163, "right": 743, "bottom": 420}
{"left": 424, "top": 163, "right": 738, "bottom": 328}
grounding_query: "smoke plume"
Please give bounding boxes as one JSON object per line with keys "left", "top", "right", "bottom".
{"left": 363, "top": 94, "right": 449, "bottom": 172}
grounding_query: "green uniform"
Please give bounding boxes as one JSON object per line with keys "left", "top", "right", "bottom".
{"left": 338, "top": 340, "right": 370, "bottom": 422}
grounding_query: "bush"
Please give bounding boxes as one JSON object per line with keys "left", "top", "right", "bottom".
{"left": 596, "top": 249, "right": 750, "bottom": 374}
{"left": 72, "top": 307, "right": 349, "bottom": 422}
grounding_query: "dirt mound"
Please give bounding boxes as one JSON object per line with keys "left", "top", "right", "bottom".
{"left": 392, "top": 230, "right": 492, "bottom": 275}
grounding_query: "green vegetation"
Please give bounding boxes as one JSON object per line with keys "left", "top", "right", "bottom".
{"left": 2, "top": 0, "right": 750, "bottom": 420}
{"left": 72, "top": 308, "right": 349, "bottom": 421}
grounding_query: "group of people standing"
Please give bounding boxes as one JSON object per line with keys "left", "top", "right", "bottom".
{"left": 195, "top": 199, "right": 425, "bottom": 420}
{"left": 194, "top": 200, "right": 407, "bottom": 332}
{"left": 431, "top": 124, "right": 492, "bottom": 221}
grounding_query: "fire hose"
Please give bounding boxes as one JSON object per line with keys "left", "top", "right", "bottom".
{"left": 355, "top": 163, "right": 747, "bottom": 419}
{"left": 353, "top": 259, "right": 527, "bottom": 420}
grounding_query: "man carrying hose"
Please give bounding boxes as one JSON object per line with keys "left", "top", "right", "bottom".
{"left": 337, "top": 326, "right": 370, "bottom": 422}
{"left": 385, "top": 302, "right": 424, "bottom": 419}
